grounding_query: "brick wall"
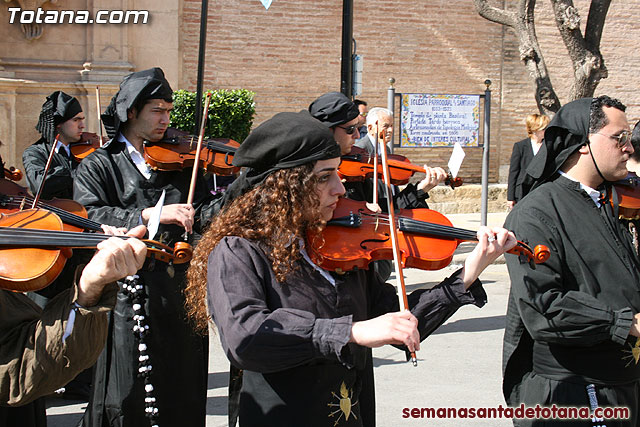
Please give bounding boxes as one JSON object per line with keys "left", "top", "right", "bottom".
{"left": 179, "top": 0, "right": 640, "bottom": 184}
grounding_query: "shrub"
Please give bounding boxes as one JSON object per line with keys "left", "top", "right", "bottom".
{"left": 170, "top": 89, "right": 255, "bottom": 143}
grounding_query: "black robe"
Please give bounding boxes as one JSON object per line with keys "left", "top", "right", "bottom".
{"left": 73, "top": 138, "right": 218, "bottom": 427}
{"left": 207, "top": 236, "right": 487, "bottom": 427}
{"left": 503, "top": 175, "right": 640, "bottom": 425}
{"left": 22, "top": 137, "right": 79, "bottom": 200}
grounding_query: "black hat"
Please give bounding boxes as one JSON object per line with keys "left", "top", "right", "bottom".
{"left": 36, "top": 91, "right": 83, "bottom": 143}
{"left": 222, "top": 110, "right": 341, "bottom": 204}
{"left": 101, "top": 67, "right": 173, "bottom": 139}
{"left": 308, "top": 92, "right": 360, "bottom": 128}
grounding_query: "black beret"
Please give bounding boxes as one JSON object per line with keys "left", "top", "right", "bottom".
{"left": 234, "top": 110, "right": 340, "bottom": 172}
{"left": 221, "top": 111, "right": 341, "bottom": 204}
{"left": 308, "top": 92, "right": 360, "bottom": 128}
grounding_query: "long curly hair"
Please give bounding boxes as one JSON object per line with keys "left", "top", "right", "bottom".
{"left": 185, "top": 163, "right": 326, "bottom": 334}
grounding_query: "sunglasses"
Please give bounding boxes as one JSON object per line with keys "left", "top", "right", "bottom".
{"left": 594, "top": 130, "right": 632, "bottom": 149}
{"left": 337, "top": 124, "right": 358, "bottom": 135}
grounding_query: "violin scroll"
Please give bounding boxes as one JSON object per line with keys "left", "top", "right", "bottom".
{"left": 444, "top": 174, "right": 463, "bottom": 189}
{"left": 3, "top": 166, "right": 22, "bottom": 181}
{"left": 172, "top": 241, "right": 193, "bottom": 264}
{"left": 507, "top": 242, "right": 550, "bottom": 268}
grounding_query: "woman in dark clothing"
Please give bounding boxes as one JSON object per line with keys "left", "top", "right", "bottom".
{"left": 506, "top": 114, "right": 550, "bottom": 208}
{"left": 185, "top": 110, "right": 516, "bottom": 427}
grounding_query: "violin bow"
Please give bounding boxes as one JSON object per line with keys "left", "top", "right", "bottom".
{"left": 378, "top": 128, "right": 418, "bottom": 367}
{"left": 372, "top": 121, "right": 379, "bottom": 207}
{"left": 32, "top": 134, "right": 60, "bottom": 209}
{"left": 96, "top": 86, "right": 104, "bottom": 146}
{"left": 184, "top": 92, "right": 212, "bottom": 238}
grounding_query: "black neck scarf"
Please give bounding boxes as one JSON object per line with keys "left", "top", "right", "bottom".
{"left": 520, "top": 98, "right": 592, "bottom": 196}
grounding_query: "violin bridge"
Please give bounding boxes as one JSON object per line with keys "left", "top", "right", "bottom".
{"left": 19, "top": 197, "right": 26, "bottom": 211}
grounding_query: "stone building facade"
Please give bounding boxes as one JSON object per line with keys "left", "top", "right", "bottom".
{"left": 1, "top": 0, "right": 638, "bottom": 184}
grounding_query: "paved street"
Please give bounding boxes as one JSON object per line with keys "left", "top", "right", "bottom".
{"left": 47, "top": 212, "right": 515, "bottom": 426}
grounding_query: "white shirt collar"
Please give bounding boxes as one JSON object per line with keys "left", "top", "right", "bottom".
{"left": 55, "top": 140, "right": 70, "bottom": 157}
{"left": 118, "top": 134, "right": 152, "bottom": 179}
{"left": 298, "top": 239, "right": 336, "bottom": 287}
{"left": 558, "top": 170, "right": 601, "bottom": 207}
{"left": 530, "top": 139, "right": 542, "bottom": 156}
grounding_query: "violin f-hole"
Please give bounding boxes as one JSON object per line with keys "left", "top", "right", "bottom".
{"left": 360, "top": 234, "right": 390, "bottom": 250}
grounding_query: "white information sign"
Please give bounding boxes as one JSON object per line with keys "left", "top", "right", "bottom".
{"left": 400, "top": 94, "right": 480, "bottom": 147}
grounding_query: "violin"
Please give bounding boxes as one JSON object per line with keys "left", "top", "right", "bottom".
{"left": 340, "top": 146, "right": 463, "bottom": 189}
{"left": 307, "top": 198, "right": 550, "bottom": 273}
{"left": 69, "top": 132, "right": 108, "bottom": 161}
{"left": 614, "top": 175, "right": 640, "bottom": 219}
{"left": 143, "top": 128, "right": 240, "bottom": 176}
{"left": 0, "top": 209, "right": 192, "bottom": 292}
{"left": 0, "top": 177, "right": 102, "bottom": 232}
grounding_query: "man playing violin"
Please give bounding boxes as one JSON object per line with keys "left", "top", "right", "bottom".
{"left": 23, "top": 91, "right": 85, "bottom": 200}
{"left": 184, "top": 110, "right": 516, "bottom": 427}
{"left": 503, "top": 96, "right": 640, "bottom": 426}
{"left": 73, "top": 67, "right": 215, "bottom": 427}
{"left": 0, "top": 225, "right": 146, "bottom": 425}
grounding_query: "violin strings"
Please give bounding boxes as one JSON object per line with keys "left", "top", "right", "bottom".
{"left": 0, "top": 228, "right": 111, "bottom": 248}
{"left": 0, "top": 227, "right": 170, "bottom": 251}
{"left": 1, "top": 197, "right": 103, "bottom": 231}
{"left": 343, "top": 213, "right": 478, "bottom": 241}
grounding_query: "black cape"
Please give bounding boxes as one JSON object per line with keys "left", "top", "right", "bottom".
{"left": 73, "top": 139, "right": 218, "bottom": 427}
{"left": 22, "top": 137, "right": 79, "bottom": 200}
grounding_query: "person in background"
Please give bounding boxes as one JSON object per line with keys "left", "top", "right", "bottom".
{"left": 625, "top": 120, "right": 640, "bottom": 175}
{"left": 354, "top": 99, "right": 368, "bottom": 136}
{"left": 310, "top": 95, "right": 447, "bottom": 210}
{"left": 23, "top": 91, "right": 85, "bottom": 200}
{"left": 506, "top": 113, "right": 550, "bottom": 208}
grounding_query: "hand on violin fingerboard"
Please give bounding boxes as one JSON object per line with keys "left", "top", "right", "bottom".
{"left": 141, "top": 203, "right": 195, "bottom": 233}
{"left": 417, "top": 166, "right": 448, "bottom": 193}
{"left": 76, "top": 225, "right": 147, "bottom": 307}
{"left": 461, "top": 227, "right": 517, "bottom": 288}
